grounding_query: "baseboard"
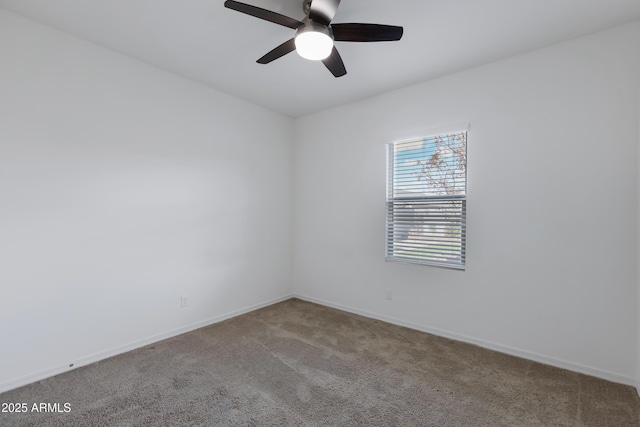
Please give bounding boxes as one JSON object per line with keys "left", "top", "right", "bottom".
{"left": 4, "top": 292, "right": 635, "bottom": 393}
{"left": 0, "top": 293, "right": 294, "bottom": 394}
{"left": 294, "top": 293, "right": 637, "bottom": 388}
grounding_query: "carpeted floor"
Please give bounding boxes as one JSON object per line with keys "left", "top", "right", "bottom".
{"left": 1, "top": 298, "right": 638, "bottom": 426}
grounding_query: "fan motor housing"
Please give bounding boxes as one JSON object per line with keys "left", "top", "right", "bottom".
{"left": 296, "top": 19, "right": 334, "bottom": 40}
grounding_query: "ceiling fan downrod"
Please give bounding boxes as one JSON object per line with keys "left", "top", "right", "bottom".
{"left": 303, "top": 0, "right": 312, "bottom": 16}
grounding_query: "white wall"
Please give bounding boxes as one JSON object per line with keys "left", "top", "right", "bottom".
{"left": 0, "top": 9, "right": 294, "bottom": 392}
{"left": 637, "top": 87, "right": 640, "bottom": 395}
{"left": 294, "top": 22, "right": 640, "bottom": 384}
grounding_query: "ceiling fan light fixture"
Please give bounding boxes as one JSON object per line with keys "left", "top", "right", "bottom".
{"left": 295, "top": 24, "right": 333, "bottom": 61}
{"left": 224, "top": 0, "right": 404, "bottom": 77}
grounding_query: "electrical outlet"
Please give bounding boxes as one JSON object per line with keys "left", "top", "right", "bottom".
{"left": 386, "top": 289, "right": 392, "bottom": 300}
{"left": 180, "top": 296, "right": 188, "bottom": 308}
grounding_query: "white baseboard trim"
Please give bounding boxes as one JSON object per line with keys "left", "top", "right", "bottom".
{"left": 0, "top": 294, "right": 293, "bottom": 394}
{"left": 294, "top": 293, "right": 637, "bottom": 388}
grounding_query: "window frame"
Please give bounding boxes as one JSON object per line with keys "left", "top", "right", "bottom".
{"left": 385, "top": 128, "right": 468, "bottom": 270}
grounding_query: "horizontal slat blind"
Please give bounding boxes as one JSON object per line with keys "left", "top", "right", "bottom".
{"left": 386, "top": 132, "right": 467, "bottom": 269}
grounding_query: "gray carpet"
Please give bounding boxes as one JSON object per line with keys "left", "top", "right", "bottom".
{"left": 1, "top": 298, "right": 638, "bottom": 426}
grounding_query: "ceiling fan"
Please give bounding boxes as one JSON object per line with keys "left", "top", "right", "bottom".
{"left": 224, "top": 0, "right": 403, "bottom": 77}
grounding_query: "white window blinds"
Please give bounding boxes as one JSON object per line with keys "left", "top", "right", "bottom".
{"left": 386, "top": 131, "right": 467, "bottom": 269}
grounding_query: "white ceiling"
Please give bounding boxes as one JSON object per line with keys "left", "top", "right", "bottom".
{"left": 1, "top": 0, "right": 640, "bottom": 117}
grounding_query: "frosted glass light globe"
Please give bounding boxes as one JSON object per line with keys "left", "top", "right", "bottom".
{"left": 295, "top": 30, "right": 333, "bottom": 60}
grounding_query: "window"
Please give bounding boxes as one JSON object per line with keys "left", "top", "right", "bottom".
{"left": 386, "top": 130, "right": 467, "bottom": 269}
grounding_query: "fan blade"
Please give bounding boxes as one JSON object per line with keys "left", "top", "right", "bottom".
{"left": 309, "top": 0, "right": 341, "bottom": 25}
{"left": 224, "top": 0, "right": 303, "bottom": 29}
{"left": 322, "top": 47, "right": 347, "bottom": 78}
{"left": 257, "top": 39, "right": 296, "bottom": 64}
{"left": 332, "top": 23, "right": 403, "bottom": 42}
